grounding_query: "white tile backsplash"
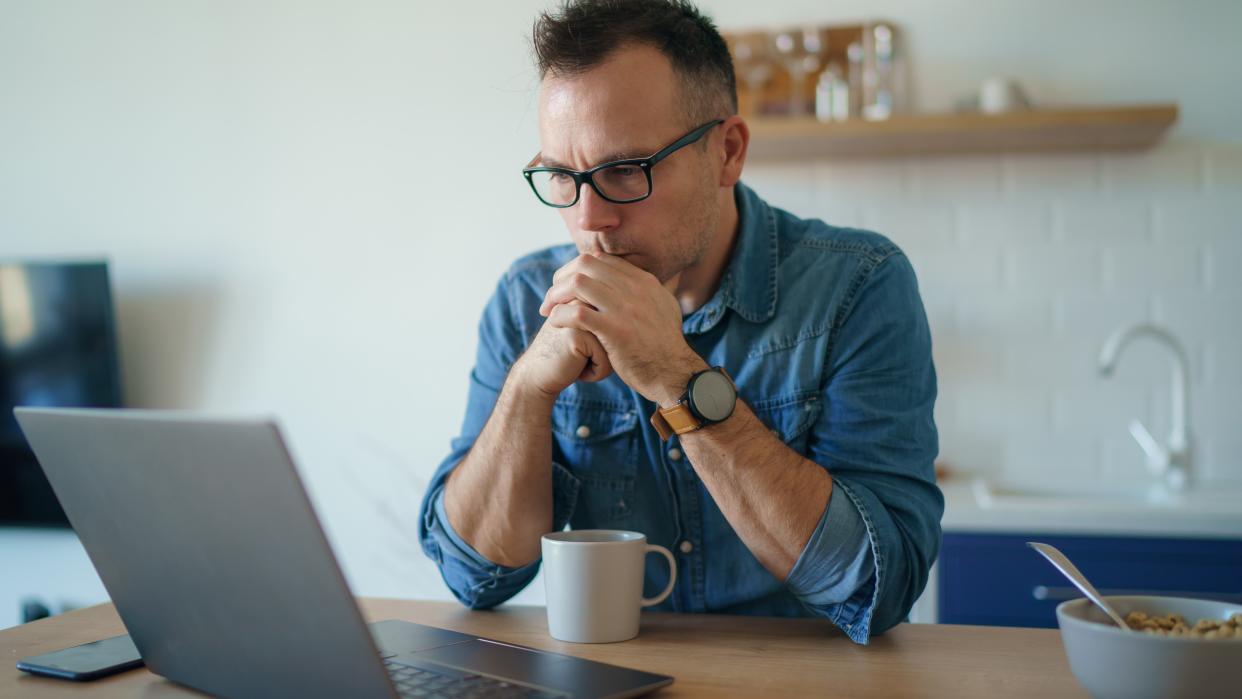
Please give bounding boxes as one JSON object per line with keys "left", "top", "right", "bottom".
{"left": 1003, "top": 337, "right": 1115, "bottom": 385}
{"left": 812, "top": 159, "right": 912, "bottom": 203}
{"left": 1206, "top": 145, "right": 1242, "bottom": 192}
{"left": 1002, "top": 431, "right": 1103, "bottom": 481}
{"left": 1205, "top": 233, "right": 1242, "bottom": 292}
{"left": 1103, "top": 145, "right": 1206, "bottom": 196}
{"left": 1051, "top": 291, "right": 1153, "bottom": 339}
{"left": 911, "top": 157, "right": 1004, "bottom": 202}
{"left": 1059, "top": 199, "right": 1151, "bottom": 243}
{"left": 914, "top": 248, "right": 1005, "bottom": 291}
{"left": 1003, "top": 153, "right": 1102, "bottom": 198}
{"left": 955, "top": 293, "right": 1053, "bottom": 338}
{"left": 1151, "top": 291, "right": 1236, "bottom": 341}
{"left": 861, "top": 202, "right": 957, "bottom": 253}
{"left": 1203, "top": 340, "right": 1242, "bottom": 387}
{"left": 954, "top": 382, "right": 1053, "bottom": 436}
{"left": 1005, "top": 247, "right": 1104, "bottom": 293}
{"left": 958, "top": 202, "right": 1053, "bottom": 247}
{"left": 1051, "top": 385, "right": 1154, "bottom": 437}
{"left": 931, "top": 335, "right": 1005, "bottom": 383}
{"left": 1152, "top": 197, "right": 1240, "bottom": 243}
{"left": 759, "top": 141, "right": 1240, "bottom": 487}
{"left": 1103, "top": 243, "right": 1203, "bottom": 293}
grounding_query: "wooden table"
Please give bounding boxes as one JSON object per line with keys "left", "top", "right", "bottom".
{"left": 0, "top": 599, "right": 1086, "bottom": 698}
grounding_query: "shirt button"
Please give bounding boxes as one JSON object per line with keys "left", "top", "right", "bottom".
{"left": 770, "top": 429, "right": 780, "bottom": 438}
{"left": 679, "top": 540, "right": 694, "bottom": 554}
{"left": 575, "top": 425, "right": 591, "bottom": 439}
{"left": 667, "top": 447, "right": 683, "bottom": 461}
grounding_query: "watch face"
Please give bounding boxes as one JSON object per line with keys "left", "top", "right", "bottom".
{"left": 689, "top": 370, "right": 736, "bottom": 422}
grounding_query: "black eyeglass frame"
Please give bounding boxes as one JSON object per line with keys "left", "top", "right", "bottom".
{"left": 522, "top": 118, "right": 726, "bottom": 208}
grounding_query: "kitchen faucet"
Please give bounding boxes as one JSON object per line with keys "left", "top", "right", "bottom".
{"left": 1097, "top": 323, "right": 1191, "bottom": 493}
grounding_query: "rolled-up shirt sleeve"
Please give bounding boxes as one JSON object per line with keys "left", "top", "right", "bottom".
{"left": 791, "top": 249, "right": 943, "bottom": 644}
{"left": 785, "top": 482, "right": 876, "bottom": 640}
{"left": 421, "top": 460, "right": 581, "bottom": 609}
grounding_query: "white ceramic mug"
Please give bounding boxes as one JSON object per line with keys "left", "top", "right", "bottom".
{"left": 979, "top": 77, "right": 1030, "bottom": 114}
{"left": 541, "top": 530, "right": 676, "bottom": 643}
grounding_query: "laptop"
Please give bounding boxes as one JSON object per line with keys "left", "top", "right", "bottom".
{"left": 14, "top": 408, "right": 673, "bottom": 699}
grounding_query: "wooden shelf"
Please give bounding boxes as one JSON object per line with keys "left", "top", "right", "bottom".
{"left": 745, "top": 104, "right": 1178, "bottom": 160}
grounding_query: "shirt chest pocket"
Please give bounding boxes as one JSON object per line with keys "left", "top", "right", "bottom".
{"left": 551, "top": 401, "right": 639, "bottom": 523}
{"left": 750, "top": 394, "right": 822, "bottom": 456}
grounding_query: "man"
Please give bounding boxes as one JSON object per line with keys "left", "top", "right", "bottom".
{"left": 418, "top": 0, "right": 941, "bottom": 644}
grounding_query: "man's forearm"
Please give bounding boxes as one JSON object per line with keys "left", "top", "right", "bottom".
{"left": 444, "top": 361, "right": 557, "bottom": 568}
{"left": 680, "top": 402, "right": 833, "bottom": 581}
{"left": 650, "top": 355, "right": 833, "bottom": 582}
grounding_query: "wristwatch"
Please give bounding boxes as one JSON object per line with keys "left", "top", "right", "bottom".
{"left": 649, "top": 366, "right": 738, "bottom": 441}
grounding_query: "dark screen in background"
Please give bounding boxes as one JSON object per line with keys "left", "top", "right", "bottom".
{"left": 0, "top": 261, "right": 123, "bottom": 526}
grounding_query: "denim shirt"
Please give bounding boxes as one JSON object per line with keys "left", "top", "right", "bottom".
{"left": 418, "top": 182, "right": 942, "bottom": 644}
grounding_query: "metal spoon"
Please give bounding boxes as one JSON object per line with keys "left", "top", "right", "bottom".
{"left": 1027, "top": 542, "right": 1131, "bottom": 631}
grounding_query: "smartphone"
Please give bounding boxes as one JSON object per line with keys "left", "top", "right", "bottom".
{"left": 16, "top": 633, "right": 143, "bottom": 681}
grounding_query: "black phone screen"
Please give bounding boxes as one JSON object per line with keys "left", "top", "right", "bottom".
{"left": 16, "top": 633, "right": 143, "bottom": 681}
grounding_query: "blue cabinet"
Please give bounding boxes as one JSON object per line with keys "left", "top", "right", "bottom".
{"left": 938, "top": 533, "right": 1242, "bottom": 628}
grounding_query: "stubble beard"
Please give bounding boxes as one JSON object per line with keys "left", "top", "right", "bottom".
{"left": 649, "top": 175, "right": 720, "bottom": 285}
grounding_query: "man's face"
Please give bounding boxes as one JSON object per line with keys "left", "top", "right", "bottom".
{"left": 536, "top": 43, "right": 722, "bottom": 284}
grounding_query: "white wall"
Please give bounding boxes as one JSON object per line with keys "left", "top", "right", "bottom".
{"left": 1, "top": 0, "right": 1239, "bottom": 628}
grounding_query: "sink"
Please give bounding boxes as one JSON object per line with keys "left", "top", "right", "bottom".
{"left": 971, "top": 478, "right": 1187, "bottom": 510}
{"left": 946, "top": 478, "right": 1242, "bottom": 537}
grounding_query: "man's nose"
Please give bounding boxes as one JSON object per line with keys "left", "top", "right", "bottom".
{"left": 575, "top": 182, "right": 621, "bottom": 234}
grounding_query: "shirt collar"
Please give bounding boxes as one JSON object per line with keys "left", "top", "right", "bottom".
{"left": 682, "top": 181, "right": 779, "bottom": 335}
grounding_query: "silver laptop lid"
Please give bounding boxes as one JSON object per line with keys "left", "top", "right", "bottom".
{"left": 14, "top": 408, "right": 398, "bottom": 699}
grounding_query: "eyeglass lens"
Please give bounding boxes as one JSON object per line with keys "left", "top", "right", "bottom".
{"left": 528, "top": 163, "right": 649, "bottom": 206}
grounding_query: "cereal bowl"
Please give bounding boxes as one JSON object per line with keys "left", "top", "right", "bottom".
{"left": 1056, "top": 595, "right": 1241, "bottom": 699}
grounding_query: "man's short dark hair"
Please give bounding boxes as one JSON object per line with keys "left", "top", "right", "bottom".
{"left": 532, "top": 0, "right": 738, "bottom": 125}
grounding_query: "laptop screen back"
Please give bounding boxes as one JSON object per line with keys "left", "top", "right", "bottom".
{"left": 14, "top": 409, "right": 398, "bottom": 699}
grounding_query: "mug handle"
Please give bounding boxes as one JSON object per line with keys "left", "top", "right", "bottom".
{"left": 640, "top": 544, "right": 677, "bottom": 607}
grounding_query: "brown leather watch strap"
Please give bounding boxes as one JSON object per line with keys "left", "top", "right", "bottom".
{"left": 649, "top": 366, "right": 738, "bottom": 441}
{"left": 649, "top": 402, "right": 702, "bottom": 441}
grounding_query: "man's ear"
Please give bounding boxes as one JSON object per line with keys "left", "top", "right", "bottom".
{"left": 717, "top": 116, "right": 749, "bottom": 188}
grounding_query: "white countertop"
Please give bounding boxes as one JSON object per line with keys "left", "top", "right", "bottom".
{"left": 940, "top": 478, "right": 1242, "bottom": 539}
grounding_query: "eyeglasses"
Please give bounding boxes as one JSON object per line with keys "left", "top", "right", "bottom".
{"left": 522, "top": 119, "right": 725, "bottom": 208}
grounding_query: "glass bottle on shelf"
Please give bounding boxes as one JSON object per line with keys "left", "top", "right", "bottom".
{"left": 846, "top": 40, "right": 865, "bottom": 119}
{"left": 863, "top": 23, "right": 903, "bottom": 121}
{"left": 815, "top": 63, "right": 849, "bottom": 122}
{"left": 771, "top": 28, "right": 824, "bottom": 117}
